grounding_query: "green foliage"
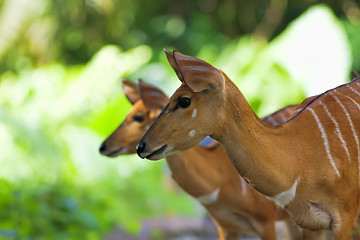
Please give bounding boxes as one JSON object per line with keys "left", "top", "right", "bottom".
{"left": 0, "top": 45, "right": 197, "bottom": 239}
{"left": 0, "top": 170, "right": 195, "bottom": 239}
{"left": 342, "top": 19, "right": 360, "bottom": 72}
{"left": 0, "top": 1, "right": 358, "bottom": 239}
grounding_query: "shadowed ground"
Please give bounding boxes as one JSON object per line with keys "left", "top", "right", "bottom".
{"left": 105, "top": 215, "right": 293, "bottom": 240}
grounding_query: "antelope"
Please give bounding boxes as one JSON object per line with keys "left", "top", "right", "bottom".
{"left": 99, "top": 79, "right": 307, "bottom": 240}
{"left": 136, "top": 50, "right": 360, "bottom": 240}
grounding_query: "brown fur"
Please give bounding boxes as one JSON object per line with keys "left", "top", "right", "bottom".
{"left": 137, "top": 50, "right": 360, "bottom": 239}
{"left": 100, "top": 79, "right": 307, "bottom": 240}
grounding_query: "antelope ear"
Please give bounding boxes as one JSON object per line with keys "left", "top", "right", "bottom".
{"left": 122, "top": 79, "right": 140, "bottom": 105}
{"left": 139, "top": 79, "right": 169, "bottom": 111}
{"left": 165, "top": 49, "right": 183, "bottom": 82}
{"left": 168, "top": 50, "right": 224, "bottom": 92}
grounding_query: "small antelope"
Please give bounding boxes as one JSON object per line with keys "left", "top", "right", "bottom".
{"left": 137, "top": 50, "right": 360, "bottom": 239}
{"left": 100, "top": 79, "right": 303, "bottom": 240}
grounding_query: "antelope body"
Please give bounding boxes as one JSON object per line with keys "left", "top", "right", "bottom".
{"left": 137, "top": 50, "right": 360, "bottom": 239}
{"left": 100, "top": 80, "right": 302, "bottom": 240}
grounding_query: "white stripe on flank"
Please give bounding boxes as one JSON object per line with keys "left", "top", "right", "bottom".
{"left": 331, "top": 93, "right": 360, "bottom": 162}
{"left": 269, "top": 178, "right": 300, "bottom": 207}
{"left": 196, "top": 188, "right": 220, "bottom": 205}
{"left": 344, "top": 88, "right": 360, "bottom": 111}
{"left": 342, "top": 94, "right": 360, "bottom": 117}
{"left": 308, "top": 107, "right": 340, "bottom": 176}
{"left": 323, "top": 104, "right": 350, "bottom": 161}
{"left": 347, "top": 85, "right": 360, "bottom": 98}
{"left": 292, "top": 108, "right": 302, "bottom": 116}
{"left": 339, "top": 94, "right": 360, "bottom": 179}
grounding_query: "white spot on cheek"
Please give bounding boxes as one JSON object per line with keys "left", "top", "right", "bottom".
{"left": 192, "top": 108, "right": 197, "bottom": 118}
{"left": 189, "top": 129, "right": 197, "bottom": 137}
{"left": 145, "top": 125, "right": 150, "bottom": 130}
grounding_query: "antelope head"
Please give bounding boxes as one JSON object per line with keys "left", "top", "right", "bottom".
{"left": 99, "top": 79, "right": 168, "bottom": 157}
{"left": 137, "top": 50, "right": 227, "bottom": 160}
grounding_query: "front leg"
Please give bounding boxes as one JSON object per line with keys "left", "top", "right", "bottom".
{"left": 258, "top": 222, "right": 276, "bottom": 240}
{"left": 333, "top": 212, "right": 358, "bottom": 240}
{"left": 216, "top": 226, "right": 241, "bottom": 240}
{"left": 225, "top": 232, "right": 241, "bottom": 240}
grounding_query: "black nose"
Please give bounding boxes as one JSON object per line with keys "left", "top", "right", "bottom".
{"left": 137, "top": 142, "right": 145, "bottom": 156}
{"left": 99, "top": 142, "right": 106, "bottom": 154}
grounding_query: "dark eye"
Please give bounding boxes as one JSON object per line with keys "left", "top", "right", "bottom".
{"left": 176, "top": 97, "right": 191, "bottom": 109}
{"left": 133, "top": 115, "right": 145, "bottom": 122}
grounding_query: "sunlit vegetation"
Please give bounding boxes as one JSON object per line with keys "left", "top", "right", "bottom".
{"left": 0, "top": 0, "right": 359, "bottom": 239}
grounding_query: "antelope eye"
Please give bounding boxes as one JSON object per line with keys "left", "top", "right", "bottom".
{"left": 133, "top": 115, "right": 145, "bottom": 122}
{"left": 176, "top": 97, "right": 191, "bottom": 109}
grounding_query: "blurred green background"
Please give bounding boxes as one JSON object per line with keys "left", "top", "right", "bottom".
{"left": 0, "top": 0, "right": 359, "bottom": 239}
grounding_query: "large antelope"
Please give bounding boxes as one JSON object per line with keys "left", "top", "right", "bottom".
{"left": 136, "top": 50, "right": 360, "bottom": 239}
{"left": 99, "top": 79, "right": 307, "bottom": 240}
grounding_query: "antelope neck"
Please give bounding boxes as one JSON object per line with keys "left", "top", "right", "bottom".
{"left": 165, "top": 146, "right": 219, "bottom": 197}
{"left": 213, "top": 79, "right": 302, "bottom": 197}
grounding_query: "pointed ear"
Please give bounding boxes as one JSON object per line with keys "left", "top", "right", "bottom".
{"left": 122, "top": 79, "right": 140, "bottom": 105}
{"left": 165, "top": 50, "right": 224, "bottom": 92}
{"left": 139, "top": 79, "right": 169, "bottom": 111}
{"left": 164, "top": 49, "right": 184, "bottom": 82}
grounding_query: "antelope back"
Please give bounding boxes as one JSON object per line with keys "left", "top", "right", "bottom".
{"left": 288, "top": 76, "right": 360, "bottom": 177}
{"left": 100, "top": 80, "right": 168, "bottom": 157}
{"left": 262, "top": 105, "right": 298, "bottom": 126}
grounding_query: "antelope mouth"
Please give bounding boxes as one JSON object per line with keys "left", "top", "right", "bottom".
{"left": 146, "top": 144, "right": 168, "bottom": 160}
{"left": 103, "top": 147, "right": 127, "bottom": 157}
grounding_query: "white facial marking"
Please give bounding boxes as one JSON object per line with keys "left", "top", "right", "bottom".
{"left": 196, "top": 188, "right": 220, "bottom": 205}
{"left": 189, "top": 129, "right": 197, "bottom": 137}
{"left": 308, "top": 107, "right": 340, "bottom": 176}
{"left": 145, "top": 125, "right": 150, "bottom": 130}
{"left": 269, "top": 178, "right": 300, "bottom": 207}
{"left": 192, "top": 108, "right": 197, "bottom": 118}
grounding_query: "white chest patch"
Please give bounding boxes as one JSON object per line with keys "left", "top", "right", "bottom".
{"left": 269, "top": 178, "right": 300, "bottom": 207}
{"left": 196, "top": 188, "right": 220, "bottom": 205}
{"left": 241, "top": 178, "right": 248, "bottom": 195}
{"left": 189, "top": 129, "right": 197, "bottom": 137}
{"left": 192, "top": 108, "right": 197, "bottom": 118}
